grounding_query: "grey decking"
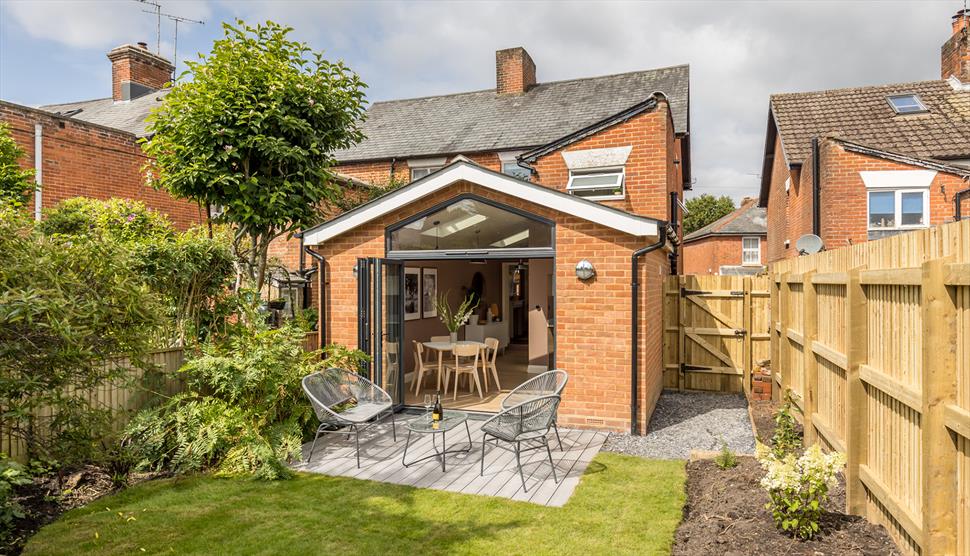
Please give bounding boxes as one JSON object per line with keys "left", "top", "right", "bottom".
{"left": 292, "top": 413, "right": 607, "bottom": 507}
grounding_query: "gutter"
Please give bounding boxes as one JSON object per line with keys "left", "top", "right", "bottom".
{"left": 631, "top": 224, "right": 668, "bottom": 435}
{"left": 34, "top": 124, "right": 42, "bottom": 221}
{"left": 304, "top": 246, "right": 326, "bottom": 349}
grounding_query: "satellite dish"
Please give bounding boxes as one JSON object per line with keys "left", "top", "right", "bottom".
{"left": 796, "top": 234, "right": 824, "bottom": 255}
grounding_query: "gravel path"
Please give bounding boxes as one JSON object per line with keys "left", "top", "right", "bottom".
{"left": 604, "top": 391, "right": 756, "bottom": 460}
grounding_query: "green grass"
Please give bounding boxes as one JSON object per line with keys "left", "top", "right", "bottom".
{"left": 25, "top": 453, "right": 685, "bottom": 556}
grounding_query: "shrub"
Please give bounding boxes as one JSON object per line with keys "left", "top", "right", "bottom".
{"left": 0, "top": 122, "right": 35, "bottom": 211}
{"left": 0, "top": 208, "right": 160, "bottom": 463}
{"left": 715, "top": 440, "right": 738, "bottom": 469}
{"left": 771, "top": 390, "right": 803, "bottom": 457}
{"left": 757, "top": 443, "right": 845, "bottom": 540}
{"left": 124, "top": 311, "right": 323, "bottom": 480}
{"left": 0, "top": 454, "right": 32, "bottom": 545}
{"left": 38, "top": 197, "right": 174, "bottom": 244}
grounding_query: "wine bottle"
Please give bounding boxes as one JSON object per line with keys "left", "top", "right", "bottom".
{"left": 432, "top": 391, "right": 442, "bottom": 429}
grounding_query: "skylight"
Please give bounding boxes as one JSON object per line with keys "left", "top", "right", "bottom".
{"left": 887, "top": 94, "right": 928, "bottom": 114}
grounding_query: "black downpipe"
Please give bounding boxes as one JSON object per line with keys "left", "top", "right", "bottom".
{"left": 812, "top": 137, "right": 821, "bottom": 236}
{"left": 631, "top": 225, "right": 668, "bottom": 436}
{"left": 304, "top": 246, "right": 326, "bottom": 349}
{"left": 668, "top": 191, "right": 680, "bottom": 275}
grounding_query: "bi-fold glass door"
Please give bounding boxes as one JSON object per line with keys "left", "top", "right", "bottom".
{"left": 356, "top": 258, "right": 405, "bottom": 407}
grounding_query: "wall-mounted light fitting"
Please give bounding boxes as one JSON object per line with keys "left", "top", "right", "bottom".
{"left": 575, "top": 259, "right": 596, "bottom": 281}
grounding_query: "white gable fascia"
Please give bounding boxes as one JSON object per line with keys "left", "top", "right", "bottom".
{"left": 303, "top": 162, "right": 659, "bottom": 245}
{"left": 561, "top": 146, "right": 633, "bottom": 170}
{"left": 860, "top": 170, "right": 937, "bottom": 189}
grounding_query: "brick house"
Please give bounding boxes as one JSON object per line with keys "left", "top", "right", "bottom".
{"left": 300, "top": 47, "right": 690, "bottom": 433}
{"left": 0, "top": 43, "right": 203, "bottom": 229}
{"left": 758, "top": 10, "right": 970, "bottom": 263}
{"left": 682, "top": 197, "right": 766, "bottom": 275}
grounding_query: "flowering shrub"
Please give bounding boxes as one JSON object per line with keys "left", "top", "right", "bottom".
{"left": 757, "top": 443, "right": 845, "bottom": 539}
{"left": 771, "top": 389, "right": 803, "bottom": 457}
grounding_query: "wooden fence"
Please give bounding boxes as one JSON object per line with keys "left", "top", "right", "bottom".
{"left": 769, "top": 218, "right": 970, "bottom": 556}
{"left": 1, "top": 348, "right": 187, "bottom": 463}
{"left": 662, "top": 274, "right": 771, "bottom": 394}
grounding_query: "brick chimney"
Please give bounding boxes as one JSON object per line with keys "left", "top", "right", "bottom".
{"left": 107, "top": 43, "right": 174, "bottom": 102}
{"left": 942, "top": 9, "right": 970, "bottom": 81}
{"left": 496, "top": 47, "right": 536, "bottom": 95}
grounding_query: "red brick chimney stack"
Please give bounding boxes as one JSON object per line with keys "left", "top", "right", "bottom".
{"left": 496, "top": 47, "right": 536, "bottom": 95}
{"left": 942, "top": 9, "right": 970, "bottom": 81}
{"left": 107, "top": 43, "right": 175, "bottom": 102}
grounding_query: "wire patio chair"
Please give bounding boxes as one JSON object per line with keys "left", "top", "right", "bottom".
{"left": 500, "top": 369, "right": 568, "bottom": 450}
{"left": 480, "top": 394, "right": 561, "bottom": 492}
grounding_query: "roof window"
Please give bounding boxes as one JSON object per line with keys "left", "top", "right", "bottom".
{"left": 887, "top": 94, "right": 928, "bottom": 114}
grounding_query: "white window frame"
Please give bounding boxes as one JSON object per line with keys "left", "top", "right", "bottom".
{"left": 866, "top": 188, "right": 930, "bottom": 231}
{"left": 408, "top": 157, "right": 447, "bottom": 181}
{"left": 741, "top": 236, "right": 761, "bottom": 265}
{"left": 498, "top": 151, "right": 530, "bottom": 180}
{"left": 566, "top": 167, "right": 626, "bottom": 201}
{"left": 887, "top": 94, "right": 928, "bottom": 114}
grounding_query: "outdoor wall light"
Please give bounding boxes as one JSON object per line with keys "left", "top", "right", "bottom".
{"left": 352, "top": 265, "right": 358, "bottom": 279}
{"left": 575, "top": 259, "right": 596, "bottom": 281}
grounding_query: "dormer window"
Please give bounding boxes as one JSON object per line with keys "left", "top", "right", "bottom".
{"left": 887, "top": 94, "right": 928, "bottom": 114}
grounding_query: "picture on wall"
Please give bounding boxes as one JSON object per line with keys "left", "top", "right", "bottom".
{"left": 422, "top": 268, "right": 437, "bottom": 318}
{"left": 404, "top": 267, "right": 420, "bottom": 321}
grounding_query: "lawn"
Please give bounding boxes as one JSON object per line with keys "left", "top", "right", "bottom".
{"left": 24, "top": 453, "right": 685, "bottom": 556}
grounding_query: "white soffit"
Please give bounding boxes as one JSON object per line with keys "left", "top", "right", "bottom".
{"left": 561, "top": 146, "right": 633, "bottom": 170}
{"left": 860, "top": 170, "right": 937, "bottom": 189}
{"left": 302, "top": 162, "right": 659, "bottom": 245}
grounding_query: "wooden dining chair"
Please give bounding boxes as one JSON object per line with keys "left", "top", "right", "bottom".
{"left": 444, "top": 343, "right": 483, "bottom": 400}
{"left": 411, "top": 340, "right": 430, "bottom": 395}
{"left": 483, "top": 337, "right": 502, "bottom": 392}
{"left": 427, "top": 336, "right": 450, "bottom": 364}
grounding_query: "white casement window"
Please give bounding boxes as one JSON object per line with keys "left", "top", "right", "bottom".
{"left": 742, "top": 236, "right": 761, "bottom": 265}
{"left": 498, "top": 151, "right": 530, "bottom": 180}
{"left": 408, "top": 157, "right": 447, "bottom": 181}
{"left": 566, "top": 167, "right": 625, "bottom": 200}
{"left": 867, "top": 189, "right": 929, "bottom": 230}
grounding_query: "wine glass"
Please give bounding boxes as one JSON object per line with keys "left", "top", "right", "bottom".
{"left": 423, "top": 394, "right": 433, "bottom": 418}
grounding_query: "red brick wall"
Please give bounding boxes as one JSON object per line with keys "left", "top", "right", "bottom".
{"left": 817, "top": 140, "right": 965, "bottom": 251}
{"left": 765, "top": 133, "right": 793, "bottom": 262}
{"left": 682, "top": 235, "right": 766, "bottom": 274}
{"left": 0, "top": 101, "right": 203, "bottom": 229}
{"left": 310, "top": 179, "right": 669, "bottom": 432}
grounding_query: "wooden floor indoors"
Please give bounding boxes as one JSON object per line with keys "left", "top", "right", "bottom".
{"left": 293, "top": 413, "right": 607, "bottom": 507}
{"left": 403, "top": 345, "right": 536, "bottom": 413}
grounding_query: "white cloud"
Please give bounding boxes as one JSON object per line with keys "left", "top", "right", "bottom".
{"left": 3, "top": 0, "right": 960, "bottom": 202}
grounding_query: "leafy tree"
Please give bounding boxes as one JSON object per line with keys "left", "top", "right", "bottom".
{"left": 0, "top": 208, "right": 160, "bottom": 462}
{"left": 40, "top": 198, "right": 235, "bottom": 345}
{"left": 143, "top": 20, "right": 367, "bottom": 291}
{"left": 683, "top": 194, "right": 736, "bottom": 234}
{"left": 0, "top": 122, "right": 35, "bottom": 210}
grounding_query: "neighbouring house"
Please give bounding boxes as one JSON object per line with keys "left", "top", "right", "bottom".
{"left": 0, "top": 43, "right": 204, "bottom": 229}
{"left": 300, "top": 47, "right": 690, "bottom": 433}
{"left": 758, "top": 10, "right": 970, "bottom": 263}
{"left": 682, "top": 198, "right": 766, "bottom": 275}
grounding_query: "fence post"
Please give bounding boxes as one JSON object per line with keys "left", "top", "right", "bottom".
{"left": 920, "top": 257, "right": 957, "bottom": 555}
{"left": 743, "top": 276, "right": 753, "bottom": 396}
{"left": 770, "top": 274, "right": 780, "bottom": 401}
{"left": 844, "top": 265, "right": 868, "bottom": 516}
{"left": 778, "top": 273, "right": 792, "bottom": 401}
{"left": 802, "top": 271, "right": 818, "bottom": 446}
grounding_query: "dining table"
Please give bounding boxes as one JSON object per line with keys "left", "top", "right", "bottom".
{"left": 422, "top": 340, "right": 491, "bottom": 394}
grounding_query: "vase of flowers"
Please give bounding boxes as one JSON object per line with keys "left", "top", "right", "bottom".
{"left": 435, "top": 291, "right": 479, "bottom": 342}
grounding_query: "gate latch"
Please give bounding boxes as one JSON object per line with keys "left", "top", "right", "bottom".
{"left": 734, "top": 328, "right": 747, "bottom": 338}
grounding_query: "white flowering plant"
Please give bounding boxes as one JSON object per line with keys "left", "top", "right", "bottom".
{"left": 435, "top": 292, "right": 480, "bottom": 333}
{"left": 757, "top": 443, "right": 846, "bottom": 540}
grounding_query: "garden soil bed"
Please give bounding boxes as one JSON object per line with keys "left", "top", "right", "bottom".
{"left": 5, "top": 465, "right": 165, "bottom": 555}
{"left": 672, "top": 457, "right": 899, "bottom": 556}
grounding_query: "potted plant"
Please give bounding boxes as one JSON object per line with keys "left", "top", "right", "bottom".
{"left": 434, "top": 291, "right": 479, "bottom": 343}
{"left": 267, "top": 297, "right": 287, "bottom": 310}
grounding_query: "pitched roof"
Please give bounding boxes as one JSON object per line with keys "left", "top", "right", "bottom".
{"left": 41, "top": 90, "right": 170, "bottom": 138}
{"left": 683, "top": 198, "right": 766, "bottom": 242}
{"left": 301, "top": 160, "right": 662, "bottom": 245}
{"left": 769, "top": 79, "right": 970, "bottom": 166}
{"left": 331, "top": 65, "right": 690, "bottom": 163}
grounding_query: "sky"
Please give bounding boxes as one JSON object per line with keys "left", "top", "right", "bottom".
{"left": 0, "top": 0, "right": 963, "bottom": 202}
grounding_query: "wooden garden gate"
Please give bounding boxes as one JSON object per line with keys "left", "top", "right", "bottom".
{"left": 662, "top": 274, "right": 771, "bottom": 393}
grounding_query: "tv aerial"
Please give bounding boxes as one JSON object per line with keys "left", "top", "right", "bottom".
{"left": 795, "top": 234, "right": 824, "bottom": 256}
{"left": 135, "top": 0, "right": 204, "bottom": 77}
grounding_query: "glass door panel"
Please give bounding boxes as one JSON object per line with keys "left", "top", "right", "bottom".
{"left": 357, "top": 258, "right": 404, "bottom": 407}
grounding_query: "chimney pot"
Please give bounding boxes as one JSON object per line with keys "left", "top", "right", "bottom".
{"left": 107, "top": 44, "right": 174, "bottom": 102}
{"left": 953, "top": 9, "right": 969, "bottom": 34}
{"left": 496, "top": 47, "right": 536, "bottom": 95}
